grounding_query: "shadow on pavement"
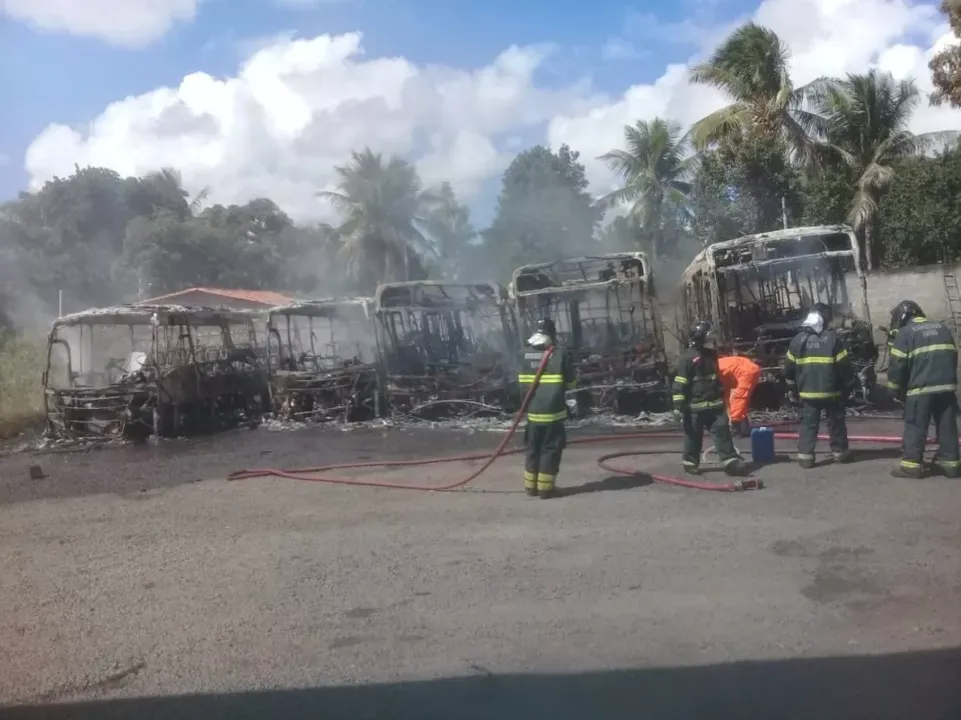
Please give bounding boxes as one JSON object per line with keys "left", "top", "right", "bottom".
{"left": 560, "top": 474, "right": 653, "bottom": 496}
{"left": 5, "top": 646, "right": 961, "bottom": 720}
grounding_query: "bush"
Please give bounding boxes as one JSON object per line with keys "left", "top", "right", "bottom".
{"left": 0, "top": 332, "right": 45, "bottom": 438}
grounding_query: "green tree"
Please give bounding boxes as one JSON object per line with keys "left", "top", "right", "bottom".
{"left": 482, "top": 144, "right": 600, "bottom": 280}
{"left": 319, "top": 148, "right": 437, "bottom": 292}
{"left": 929, "top": 0, "right": 961, "bottom": 108}
{"left": 690, "top": 134, "right": 804, "bottom": 247}
{"left": 596, "top": 118, "right": 692, "bottom": 262}
{"left": 688, "top": 23, "right": 825, "bottom": 165}
{"left": 421, "top": 182, "right": 476, "bottom": 280}
{"left": 879, "top": 149, "right": 961, "bottom": 265}
{"left": 812, "top": 70, "right": 929, "bottom": 268}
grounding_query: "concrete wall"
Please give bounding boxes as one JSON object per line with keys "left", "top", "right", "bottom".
{"left": 855, "top": 263, "right": 955, "bottom": 328}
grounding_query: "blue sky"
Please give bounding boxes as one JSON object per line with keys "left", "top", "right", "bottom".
{"left": 0, "top": 0, "right": 954, "bottom": 223}
{"left": 0, "top": 0, "right": 758, "bottom": 202}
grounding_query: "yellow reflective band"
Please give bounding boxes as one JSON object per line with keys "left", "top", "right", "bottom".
{"left": 682, "top": 460, "right": 698, "bottom": 467}
{"left": 794, "top": 356, "right": 835, "bottom": 364}
{"left": 907, "top": 344, "right": 956, "bottom": 357}
{"left": 536, "top": 474, "right": 555, "bottom": 490}
{"left": 674, "top": 376, "right": 689, "bottom": 384}
{"left": 939, "top": 459, "right": 961, "bottom": 467}
{"left": 526, "top": 411, "right": 568, "bottom": 423}
{"left": 906, "top": 384, "right": 958, "bottom": 396}
{"left": 690, "top": 399, "right": 725, "bottom": 410}
{"left": 900, "top": 460, "right": 921, "bottom": 468}
{"left": 886, "top": 381, "right": 900, "bottom": 389}
{"left": 889, "top": 347, "right": 907, "bottom": 358}
{"left": 797, "top": 453, "right": 815, "bottom": 460}
{"left": 799, "top": 391, "right": 841, "bottom": 399}
{"left": 518, "top": 373, "right": 564, "bottom": 384}
{"left": 672, "top": 395, "right": 686, "bottom": 402}
{"left": 785, "top": 379, "right": 797, "bottom": 385}
{"left": 834, "top": 349, "right": 848, "bottom": 361}
{"left": 786, "top": 351, "right": 797, "bottom": 361}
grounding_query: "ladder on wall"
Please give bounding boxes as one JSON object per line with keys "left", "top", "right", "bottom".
{"left": 942, "top": 269, "right": 961, "bottom": 339}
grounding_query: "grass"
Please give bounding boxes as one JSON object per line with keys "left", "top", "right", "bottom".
{"left": 0, "top": 332, "right": 45, "bottom": 439}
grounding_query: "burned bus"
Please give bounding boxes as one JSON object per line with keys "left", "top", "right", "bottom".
{"left": 676, "top": 224, "right": 878, "bottom": 403}
{"left": 266, "top": 298, "right": 382, "bottom": 422}
{"left": 509, "top": 253, "right": 670, "bottom": 414}
{"left": 43, "top": 304, "right": 269, "bottom": 441}
{"left": 373, "top": 281, "right": 520, "bottom": 418}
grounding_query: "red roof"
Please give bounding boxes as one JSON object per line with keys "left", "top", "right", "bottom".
{"left": 137, "top": 287, "right": 295, "bottom": 307}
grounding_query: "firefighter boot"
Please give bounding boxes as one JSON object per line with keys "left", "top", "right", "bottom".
{"left": 524, "top": 471, "right": 538, "bottom": 497}
{"left": 832, "top": 450, "right": 852, "bottom": 464}
{"left": 890, "top": 462, "right": 923, "bottom": 479}
{"left": 724, "top": 459, "right": 748, "bottom": 477}
{"left": 536, "top": 473, "right": 557, "bottom": 499}
{"left": 683, "top": 463, "right": 700, "bottom": 476}
{"left": 798, "top": 455, "right": 815, "bottom": 469}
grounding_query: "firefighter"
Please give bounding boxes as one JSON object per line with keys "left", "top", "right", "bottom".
{"left": 886, "top": 300, "right": 960, "bottom": 478}
{"left": 783, "top": 307, "right": 854, "bottom": 468}
{"left": 517, "top": 318, "right": 576, "bottom": 498}
{"left": 672, "top": 321, "right": 747, "bottom": 475}
{"left": 718, "top": 354, "right": 762, "bottom": 437}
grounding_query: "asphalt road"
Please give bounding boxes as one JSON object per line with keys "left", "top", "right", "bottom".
{"left": 1, "top": 419, "right": 961, "bottom": 719}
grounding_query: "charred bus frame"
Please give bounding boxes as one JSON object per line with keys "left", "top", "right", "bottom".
{"left": 43, "top": 304, "right": 269, "bottom": 441}
{"left": 373, "top": 281, "right": 520, "bottom": 418}
{"left": 676, "top": 224, "right": 877, "bottom": 401}
{"left": 266, "top": 298, "right": 383, "bottom": 422}
{"left": 509, "top": 252, "right": 670, "bottom": 414}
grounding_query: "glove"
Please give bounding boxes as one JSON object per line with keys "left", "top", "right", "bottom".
{"left": 565, "top": 397, "right": 578, "bottom": 419}
{"left": 787, "top": 390, "right": 800, "bottom": 406}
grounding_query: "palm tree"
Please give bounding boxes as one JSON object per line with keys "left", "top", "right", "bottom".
{"left": 812, "top": 70, "right": 938, "bottom": 269}
{"left": 595, "top": 118, "right": 692, "bottom": 261}
{"left": 688, "top": 23, "right": 826, "bottom": 165}
{"left": 319, "top": 149, "right": 439, "bottom": 290}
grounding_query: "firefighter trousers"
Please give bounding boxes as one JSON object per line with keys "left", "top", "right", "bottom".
{"left": 524, "top": 421, "right": 566, "bottom": 492}
{"left": 797, "top": 400, "right": 848, "bottom": 462}
{"left": 901, "top": 393, "right": 960, "bottom": 477}
{"left": 681, "top": 408, "right": 739, "bottom": 469}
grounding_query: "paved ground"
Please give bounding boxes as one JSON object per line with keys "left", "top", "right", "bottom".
{"left": 1, "top": 419, "right": 961, "bottom": 719}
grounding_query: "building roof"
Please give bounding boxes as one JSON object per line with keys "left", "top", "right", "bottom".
{"left": 137, "top": 287, "right": 295, "bottom": 307}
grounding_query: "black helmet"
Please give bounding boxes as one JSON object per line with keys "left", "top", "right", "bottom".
{"left": 890, "top": 300, "right": 924, "bottom": 330}
{"left": 688, "top": 320, "right": 712, "bottom": 348}
{"left": 535, "top": 317, "right": 557, "bottom": 340}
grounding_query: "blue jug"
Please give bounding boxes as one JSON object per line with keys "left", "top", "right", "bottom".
{"left": 750, "top": 426, "right": 775, "bottom": 464}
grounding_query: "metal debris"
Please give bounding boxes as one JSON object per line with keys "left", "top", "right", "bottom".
{"left": 266, "top": 298, "right": 383, "bottom": 423}
{"left": 510, "top": 252, "right": 671, "bottom": 415}
{"left": 43, "top": 304, "right": 269, "bottom": 442}
{"left": 676, "top": 225, "right": 879, "bottom": 406}
{"left": 373, "top": 281, "right": 520, "bottom": 419}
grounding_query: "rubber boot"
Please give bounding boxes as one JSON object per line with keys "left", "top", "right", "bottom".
{"left": 538, "top": 488, "right": 556, "bottom": 499}
{"left": 890, "top": 464, "right": 923, "bottom": 479}
{"left": 798, "top": 457, "right": 815, "bottom": 469}
{"left": 832, "top": 450, "right": 852, "bottom": 464}
{"left": 724, "top": 460, "right": 748, "bottom": 477}
{"left": 526, "top": 488, "right": 538, "bottom": 497}
{"left": 683, "top": 464, "right": 700, "bottom": 476}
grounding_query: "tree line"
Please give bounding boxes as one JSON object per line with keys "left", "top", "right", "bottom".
{"left": 3, "top": 15, "right": 961, "bottom": 330}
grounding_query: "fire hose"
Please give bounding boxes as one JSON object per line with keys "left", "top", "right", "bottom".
{"left": 229, "top": 352, "right": 930, "bottom": 493}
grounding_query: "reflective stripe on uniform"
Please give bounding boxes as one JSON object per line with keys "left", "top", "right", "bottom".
{"left": 906, "top": 343, "right": 956, "bottom": 358}
{"left": 797, "top": 453, "right": 815, "bottom": 460}
{"left": 674, "top": 376, "right": 689, "bottom": 384}
{"left": 690, "top": 399, "right": 724, "bottom": 410}
{"left": 518, "top": 373, "right": 565, "bottom": 384}
{"left": 799, "top": 391, "right": 841, "bottom": 399}
{"left": 906, "top": 384, "right": 958, "bottom": 396}
{"left": 900, "top": 460, "right": 921, "bottom": 468}
{"left": 536, "top": 473, "right": 555, "bottom": 490}
{"left": 672, "top": 394, "right": 685, "bottom": 403}
{"left": 527, "top": 410, "right": 567, "bottom": 423}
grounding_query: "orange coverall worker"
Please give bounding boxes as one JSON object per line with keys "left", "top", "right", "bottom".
{"left": 718, "top": 355, "right": 761, "bottom": 437}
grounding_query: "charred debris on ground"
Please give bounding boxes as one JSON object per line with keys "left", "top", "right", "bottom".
{"left": 40, "top": 226, "right": 893, "bottom": 442}
{"left": 43, "top": 304, "right": 269, "bottom": 443}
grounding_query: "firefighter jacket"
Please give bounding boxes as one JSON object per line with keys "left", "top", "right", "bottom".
{"left": 518, "top": 346, "right": 576, "bottom": 423}
{"left": 783, "top": 328, "right": 854, "bottom": 400}
{"left": 718, "top": 355, "right": 762, "bottom": 422}
{"left": 886, "top": 317, "right": 958, "bottom": 398}
{"left": 672, "top": 348, "right": 725, "bottom": 412}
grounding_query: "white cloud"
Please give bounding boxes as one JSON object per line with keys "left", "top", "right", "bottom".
{"left": 24, "top": 33, "right": 594, "bottom": 221}
{"left": 1, "top": 0, "right": 200, "bottom": 47}
{"left": 550, "top": 0, "right": 961, "bottom": 192}
{"left": 21, "top": 0, "right": 961, "bottom": 222}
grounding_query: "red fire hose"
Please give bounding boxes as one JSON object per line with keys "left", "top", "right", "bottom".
{"left": 229, "top": 362, "right": 926, "bottom": 493}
